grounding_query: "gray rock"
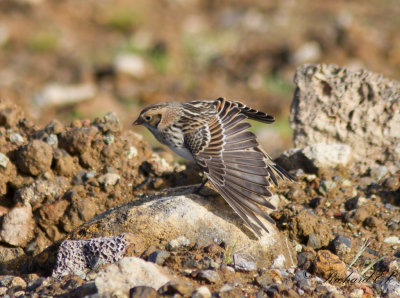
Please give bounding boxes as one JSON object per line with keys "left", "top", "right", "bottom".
{"left": 103, "top": 133, "right": 114, "bottom": 145}
{"left": 307, "top": 233, "right": 321, "bottom": 249}
{"left": 374, "top": 277, "right": 400, "bottom": 297}
{"left": 114, "top": 53, "right": 148, "bottom": 78}
{"left": 130, "top": 286, "right": 157, "bottom": 298}
{"left": 45, "top": 134, "right": 58, "bottom": 147}
{"left": 269, "top": 254, "right": 286, "bottom": 270}
{"left": 197, "top": 270, "right": 220, "bottom": 283}
{"left": 0, "top": 205, "right": 34, "bottom": 246}
{"left": 0, "top": 152, "right": 9, "bottom": 168}
{"left": 330, "top": 235, "right": 352, "bottom": 256}
{"left": 166, "top": 235, "right": 191, "bottom": 251}
{"left": 233, "top": 254, "right": 257, "bottom": 271}
{"left": 370, "top": 165, "right": 388, "bottom": 181}
{"left": 384, "top": 236, "right": 400, "bottom": 245}
{"left": 9, "top": 133, "right": 24, "bottom": 144}
{"left": 344, "top": 196, "right": 367, "bottom": 211}
{"left": 319, "top": 180, "right": 337, "bottom": 195}
{"left": 68, "top": 194, "right": 295, "bottom": 270}
{"left": 52, "top": 234, "right": 131, "bottom": 278}
{"left": 291, "top": 64, "right": 400, "bottom": 174}
{"left": 95, "top": 257, "right": 172, "bottom": 295}
{"left": 97, "top": 173, "right": 120, "bottom": 187}
{"left": 191, "top": 286, "right": 212, "bottom": 298}
{"left": 147, "top": 250, "right": 170, "bottom": 265}
{"left": 277, "top": 143, "right": 352, "bottom": 173}
{"left": 14, "top": 180, "right": 63, "bottom": 207}
{"left": 34, "top": 83, "right": 97, "bottom": 107}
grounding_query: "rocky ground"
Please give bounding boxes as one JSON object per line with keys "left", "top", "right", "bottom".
{"left": 0, "top": 64, "right": 399, "bottom": 297}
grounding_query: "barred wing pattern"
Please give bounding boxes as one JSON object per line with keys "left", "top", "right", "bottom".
{"left": 185, "top": 98, "right": 293, "bottom": 236}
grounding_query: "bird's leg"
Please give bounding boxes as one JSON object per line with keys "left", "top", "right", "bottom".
{"left": 193, "top": 178, "right": 209, "bottom": 195}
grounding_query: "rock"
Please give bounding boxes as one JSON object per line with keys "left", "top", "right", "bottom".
{"left": 97, "top": 173, "right": 120, "bottom": 187}
{"left": 95, "top": 257, "right": 172, "bottom": 295}
{"left": 191, "top": 286, "right": 212, "bottom": 298}
{"left": 166, "top": 235, "right": 191, "bottom": 251}
{"left": 309, "top": 197, "right": 322, "bottom": 209}
{"left": 52, "top": 234, "right": 137, "bottom": 278}
{"left": 103, "top": 133, "right": 114, "bottom": 145}
{"left": 383, "top": 177, "right": 398, "bottom": 190}
{"left": 114, "top": 53, "right": 148, "bottom": 78}
{"left": 319, "top": 180, "right": 337, "bottom": 195}
{"left": 374, "top": 277, "right": 400, "bottom": 297}
{"left": 344, "top": 196, "right": 367, "bottom": 210}
{"left": 314, "top": 250, "right": 346, "bottom": 280}
{"left": 233, "top": 254, "right": 257, "bottom": 271}
{"left": 59, "top": 126, "right": 99, "bottom": 155}
{"left": 130, "top": 286, "right": 158, "bottom": 298}
{"left": 147, "top": 250, "right": 170, "bottom": 265}
{"left": 15, "top": 140, "right": 53, "bottom": 176}
{"left": 9, "top": 133, "right": 24, "bottom": 145}
{"left": 53, "top": 149, "right": 78, "bottom": 177}
{"left": 0, "top": 152, "right": 9, "bottom": 168}
{"left": 291, "top": 64, "right": 400, "bottom": 174}
{"left": 14, "top": 179, "right": 63, "bottom": 207}
{"left": 68, "top": 194, "right": 295, "bottom": 270}
{"left": 329, "top": 235, "right": 352, "bottom": 256}
{"left": 0, "top": 247, "right": 25, "bottom": 263}
{"left": 0, "top": 205, "right": 34, "bottom": 246}
{"left": 277, "top": 143, "right": 352, "bottom": 173}
{"left": 94, "top": 112, "right": 121, "bottom": 133}
{"left": 125, "top": 146, "right": 138, "bottom": 159}
{"left": 270, "top": 254, "right": 286, "bottom": 270}
{"left": 158, "top": 281, "right": 194, "bottom": 296}
{"left": 197, "top": 270, "right": 220, "bottom": 283}
{"left": 0, "top": 276, "right": 27, "bottom": 288}
{"left": 290, "top": 41, "right": 321, "bottom": 64}
{"left": 384, "top": 236, "right": 400, "bottom": 244}
{"left": 307, "top": 233, "right": 321, "bottom": 249}
{"left": 34, "top": 83, "right": 97, "bottom": 107}
{"left": 370, "top": 165, "right": 389, "bottom": 181}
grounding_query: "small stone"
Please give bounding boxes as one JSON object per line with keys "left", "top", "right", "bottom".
{"left": 98, "top": 173, "right": 120, "bottom": 187}
{"left": 314, "top": 250, "right": 346, "bottom": 280}
{"left": 309, "top": 197, "right": 322, "bottom": 209}
{"left": 385, "top": 203, "right": 397, "bottom": 211}
{"left": 364, "top": 216, "right": 379, "bottom": 228}
{"left": 383, "top": 177, "right": 398, "bottom": 190}
{"left": 191, "top": 286, "right": 212, "bottom": 298}
{"left": 307, "top": 233, "right": 321, "bottom": 249}
{"left": 166, "top": 236, "right": 191, "bottom": 251}
{"left": 125, "top": 146, "right": 138, "bottom": 159}
{"left": 330, "top": 235, "right": 352, "bottom": 256}
{"left": 34, "top": 83, "right": 97, "bottom": 107}
{"left": 370, "top": 165, "right": 388, "bottom": 181}
{"left": 319, "top": 180, "right": 337, "bottom": 195}
{"left": 45, "top": 119, "right": 64, "bottom": 134}
{"left": 147, "top": 250, "right": 170, "bottom": 265}
{"left": 0, "top": 205, "right": 34, "bottom": 246}
{"left": 45, "top": 133, "right": 58, "bottom": 147}
{"left": 297, "top": 252, "right": 314, "bottom": 270}
{"left": 158, "top": 281, "right": 194, "bottom": 296}
{"left": 233, "top": 254, "right": 257, "bottom": 271}
{"left": 103, "top": 133, "right": 114, "bottom": 145}
{"left": 270, "top": 254, "right": 286, "bottom": 270}
{"left": 345, "top": 196, "right": 366, "bottom": 210}
{"left": 197, "top": 270, "right": 220, "bottom": 283}
{"left": 384, "top": 236, "right": 400, "bottom": 244}
{"left": 86, "top": 170, "right": 96, "bottom": 179}
{"left": 15, "top": 140, "right": 53, "bottom": 176}
{"left": 130, "top": 286, "right": 157, "bottom": 298}
{"left": 0, "top": 152, "right": 9, "bottom": 168}
{"left": 204, "top": 243, "right": 223, "bottom": 254}
{"left": 374, "top": 276, "right": 400, "bottom": 296}
{"left": 114, "top": 53, "right": 148, "bottom": 78}
{"left": 9, "top": 133, "right": 24, "bottom": 144}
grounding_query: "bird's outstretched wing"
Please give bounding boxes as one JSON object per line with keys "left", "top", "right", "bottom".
{"left": 184, "top": 99, "right": 293, "bottom": 236}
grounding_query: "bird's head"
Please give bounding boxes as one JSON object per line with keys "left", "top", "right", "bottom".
{"left": 132, "top": 107, "right": 162, "bottom": 129}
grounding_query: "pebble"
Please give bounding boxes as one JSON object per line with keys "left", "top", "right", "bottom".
{"left": 165, "top": 236, "right": 191, "bottom": 251}
{"left": 384, "top": 236, "right": 400, "bottom": 244}
{"left": 147, "top": 250, "right": 170, "bottom": 265}
{"left": 345, "top": 196, "right": 366, "bottom": 210}
{"left": 319, "top": 180, "right": 337, "bottom": 195}
{"left": 374, "top": 277, "right": 400, "bottom": 296}
{"left": 297, "top": 252, "right": 314, "bottom": 270}
{"left": 306, "top": 174, "right": 317, "bottom": 182}
{"left": 125, "top": 146, "right": 138, "bottom": 159}
{"left": 85, "top": 170, "right": 96, "bottom": 179}
{"left": 307, "top": 233, "right": 321, "bottom": 249}
{"left": 309, "top": 197, "right": 322, "bottom": 209}
{"left": 45, "top": 133, "right": 58, "bottom": 147}
{"left": 370, "top": 165, "right": 388, "bottom": 181}
{"left": 233, "top": 254, "right": 257, "bottom": 271}
{"left": 191, "top": 286, "right": 211, "bottom": 298}
{"left": 314, "top": 250, "right": 346, "bottom": 280}
{"left": 129, "top": 286, "right": 157, "bottom": 298}
{"left": 103, "top": 133, "right": 114, "bottom": 145}
{"left": 383, "top": 177, "right": 398, "bottom": 190}
{"left": 9, "top": 132, "right": 24, "bottom": 144}
{"left": 385, "top": 203, "right": 397, "bottom": 211}
{"left": 269, "top": 254, "right": 286, "bottom": 270}
{"left": 0, "top": 152, "right": 9, "bottom": 168}
{"left": 197, "top": 270, "right": 220, "bottom": 283}
{"left": 330, "top": 235, "right": 352, "bottom": 256}
{"left": 97, "top": 173, "right": 120, "bottom": 187}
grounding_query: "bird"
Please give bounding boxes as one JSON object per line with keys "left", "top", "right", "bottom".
{"left": 132, "top": 97, "right": 294, "bottom": 237}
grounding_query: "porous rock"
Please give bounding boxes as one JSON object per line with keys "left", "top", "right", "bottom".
{"left": 68, "top": 193, "right": 296, "bottom": 269}
{"left": 95, "top": 257, "right": 172, "bottom": 295}
{"left": 291, "top": 64, "right": 400, "bottom": 174}
{"left": 52, "top": 234, "right": 133, "bottom": 278}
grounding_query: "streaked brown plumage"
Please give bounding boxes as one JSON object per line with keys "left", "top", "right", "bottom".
{"left": 133, "top": 97, "right": 294, "bottom": 236}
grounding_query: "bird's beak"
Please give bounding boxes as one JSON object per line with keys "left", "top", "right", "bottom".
{"left": 132, "top": 117, "right": 143, "bottom": 126}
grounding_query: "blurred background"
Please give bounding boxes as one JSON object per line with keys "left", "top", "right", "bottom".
{"left": 0, "top": 0, "right": 399, "bottom": 157}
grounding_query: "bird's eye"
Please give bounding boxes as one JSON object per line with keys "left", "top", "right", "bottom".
{"left": 144, "top": 115, "right": 152, "bottom": 121}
